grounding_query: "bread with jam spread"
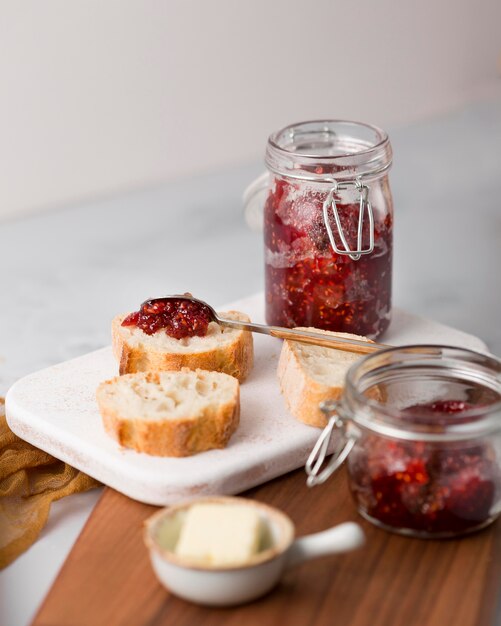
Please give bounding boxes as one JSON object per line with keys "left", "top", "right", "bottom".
{"left": 96, "top": 369, "right": 240, "bottom": 457}
{"left": 278, "top": 328, "right": 374, "bottom": 427}
{"left": 112, "top": 310, "right": 253, "bottom": 382}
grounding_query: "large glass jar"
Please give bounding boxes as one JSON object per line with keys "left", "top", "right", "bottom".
{"left": 306, "top": 346, "right": 501, "bottom": 538}
{"left": 263, "top": 120, "right": 393, "bottom": 339}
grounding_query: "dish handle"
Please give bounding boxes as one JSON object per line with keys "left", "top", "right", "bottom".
{"left": 286, "top": 522, "right": 365, "bottom": 569}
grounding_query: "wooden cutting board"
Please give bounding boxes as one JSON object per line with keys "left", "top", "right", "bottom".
{"left": 32, "top": 466, "right": 501, "bottom": 626}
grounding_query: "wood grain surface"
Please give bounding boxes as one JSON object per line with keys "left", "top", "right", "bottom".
{"left": 32, "top": 467, "right": 501, "bottom": 626}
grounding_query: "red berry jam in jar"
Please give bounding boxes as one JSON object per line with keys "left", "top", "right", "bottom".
{"left": 306, "top": 346, "right": 501, "bottom": 538}
{"left": 263, "top": 121, "right": 393, "bottom": 339}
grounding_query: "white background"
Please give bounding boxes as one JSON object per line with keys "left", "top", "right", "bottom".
{"left": 1, "top": 0, "right": 501, "bottom": 221}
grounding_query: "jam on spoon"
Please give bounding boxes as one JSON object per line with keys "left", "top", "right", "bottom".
{"left": 121, "top": 294, "right": 387, "bottom": 354}
{"left": 122, "top": 297, "right": 212, "bottom": 340}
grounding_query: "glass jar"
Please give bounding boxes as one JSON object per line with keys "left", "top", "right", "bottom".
{"left": 262, "top": 120, "right": 393, "bottom": 339}
{"left": 306, "top": 346, "right": 501, "bottom": 538}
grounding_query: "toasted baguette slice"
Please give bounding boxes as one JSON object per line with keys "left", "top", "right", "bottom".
{"left": 278, "top": 328, "right": 374, "bottom": 428}
{"left": 96, "top": 369, "right": 240, "bottom": 457}
{"left": 112, "top": 310, "right": 253, "bottom": 381}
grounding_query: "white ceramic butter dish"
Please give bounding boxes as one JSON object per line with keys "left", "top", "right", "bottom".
{"left": 143, "top": 496, "right": 365, "bottom": 606}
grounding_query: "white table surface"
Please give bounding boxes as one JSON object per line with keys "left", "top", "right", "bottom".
{"left": 1, "top": 96, "right": 501, "bottom": 626}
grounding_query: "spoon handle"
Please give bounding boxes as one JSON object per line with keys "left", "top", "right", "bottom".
{"left": 217, "top": 317, "right": 387, "bottom": 355}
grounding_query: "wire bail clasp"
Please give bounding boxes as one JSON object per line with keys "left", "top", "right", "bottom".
{"left": 322, "top": 178, "right": 374, "bottom": 261}
{"left": 305, "top": 400, "right": 356, "bottom": 487}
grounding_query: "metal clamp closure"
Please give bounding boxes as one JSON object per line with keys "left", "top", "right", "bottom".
{"left": 322, "top": 178, "right": 374, "bottom": 261}
{"left": 305, "top": 401, "right": 356, "bottom": 487}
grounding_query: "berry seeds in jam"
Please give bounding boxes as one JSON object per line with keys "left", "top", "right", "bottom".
{"left": 264, "top": 178, "right": 392, "bottom": 339}
{"left": 121, "top": 297, "right": 212, "bottom": 340}
{"left": 347, "top": 401, "right": 500, "bottom": 536}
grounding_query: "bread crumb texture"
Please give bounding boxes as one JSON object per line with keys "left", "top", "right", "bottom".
{"left": 96, "top": 369, "right": 240, "bottom": 457}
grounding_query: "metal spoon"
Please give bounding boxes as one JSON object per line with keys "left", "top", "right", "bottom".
{"left": 149, "top": 295, "right": 389, "bottom": 355}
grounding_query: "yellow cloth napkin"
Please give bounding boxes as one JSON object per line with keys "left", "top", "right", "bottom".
{"left": 0, "top": 398, "right": 100, "bottom": 569}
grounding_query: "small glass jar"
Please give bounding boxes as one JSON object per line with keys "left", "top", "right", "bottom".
{"left": 262, "top": 120, "right": 393, "bottom": 339}
{"left": 306, "top": 346, "right": 501, "bottom": 538}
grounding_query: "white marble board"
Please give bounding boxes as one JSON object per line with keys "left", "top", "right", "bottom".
{"left": 5, "top": 293, "right": 488, "bottom": 506}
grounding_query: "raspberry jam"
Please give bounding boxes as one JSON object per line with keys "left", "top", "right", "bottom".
{"left": 347, "top": 401, "right": 500, "bottom": 536}
{"left": 261, "top": 120, "right": 394, "bottom": 340}
{"left": 122, "top": 298, "right": 212, "bottom": 340}
{"left": 306, "top": 346, "right": 501, "bottom": 538}
{"left": 264, "top": 178, "right": 392, "bottom": 338}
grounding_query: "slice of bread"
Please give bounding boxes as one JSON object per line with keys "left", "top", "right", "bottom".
{"left": 112, "top": 310, "right": 253, "bottom": 381}
{"left": 96, "top": 369, "right": 240, "bottom": 457}
{"left": 277, "top": 328, "right": 374, "bottom": 428}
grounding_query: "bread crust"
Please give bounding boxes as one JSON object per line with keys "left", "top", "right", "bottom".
{"left": 277, "top": 329, "right": 373, "bottom": 428}
{"left": 112, "top": 311, "right": 254, "bottom": 382}
{"left": 96, "top": 371, "right": 240, "bottom": 457}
